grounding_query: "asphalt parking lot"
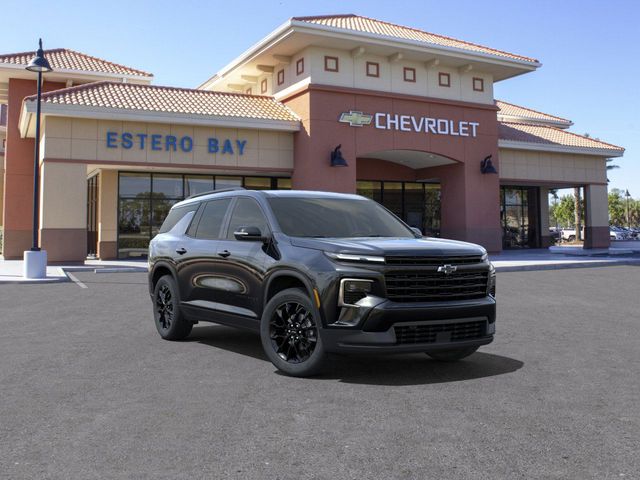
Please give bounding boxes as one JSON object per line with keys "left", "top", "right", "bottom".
{"left": 1, "top": 267, "right": 639, "bottom": 479}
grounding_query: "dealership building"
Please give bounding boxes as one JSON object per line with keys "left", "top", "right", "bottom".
{"left": 0, "top": 14, "right": 624, "bottom": 262}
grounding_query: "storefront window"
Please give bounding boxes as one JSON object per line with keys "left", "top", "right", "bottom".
{"left": 215, "top": 176, "right": 242, "bottom": 190}
{"left": 152, "top": 174, "right": 184, "bottom": 198}
{"left": 404, "top": 183, "right": 424, "bottom": 230}
{"left": 277, "top": 178, "right": 292, "bottom": 190}
{"left": 185, "top": 175, "right": 214, "bottom": 197}
{"left": 119, "top": 173, "right": 150, "bottom": 197}
{"left": 383, "top": 182, "right": 403, "bottom": 217}
{"left": 117, "top": 172, "right": 290, "bottom": 258}
{"left": 356, "top": 181, "right": 382, "bottom": 203}
{"left": 118, "top": 197, "right": 152, "bottom": 258}
{"left": 424, "top": 184, "right": 441, "bottom": 236}
{"left": 244, "top": 177, "right": 272, "bottom": 190}
{"left": 357, "top": 180, "right": 441, "bottom": 237}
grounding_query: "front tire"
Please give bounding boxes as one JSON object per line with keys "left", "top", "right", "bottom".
{"left": 260, "top": 288, "right": 327, "bottom": 377}
{"left": 426, "top": 346, "right": 479, "bottom": 362}
{"left": 153, "top": 275, "right": 192, "bottom": 340}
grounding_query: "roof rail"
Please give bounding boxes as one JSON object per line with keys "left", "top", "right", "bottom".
{"left": 186, "top": 187, "right": 246, "bottom": 199}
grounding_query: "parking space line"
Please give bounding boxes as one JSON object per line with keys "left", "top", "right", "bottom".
{"left": 66, "top": 271, "right": 88, "bottom": 289}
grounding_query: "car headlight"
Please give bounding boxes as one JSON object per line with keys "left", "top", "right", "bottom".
{"left": 339, "top": 278, "right": 374, "bottom": 306}
{"left": 325, "top": 252, "right": 385, "bottom": 264}
{"left": 481, "top": 252, "right": 489, "bottom": 262}
{"left": 487, "top": 268, "right": 496, "bottom": 297}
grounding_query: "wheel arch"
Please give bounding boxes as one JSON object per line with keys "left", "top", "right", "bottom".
{"left": 264, "top": 269, "right": 315, "bottom": 305}
{"left": 150, "top": 261, "right": 179, "bottom": 293}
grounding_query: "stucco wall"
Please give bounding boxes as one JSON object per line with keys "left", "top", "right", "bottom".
{"left": 272, "top": 46, "right": 494, "bottom": 104}
{"left": 41, "top": 117, "right": 294, "bottom": 171}
{"left": 499, "top": 148, "right": 607, "bottom": 184}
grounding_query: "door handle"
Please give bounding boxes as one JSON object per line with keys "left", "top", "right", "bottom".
{"left": 175, "top": 247, "right": 187, "bottom": 255}
{"left": 218, "top": 250, "right": 231, "bottom": 258}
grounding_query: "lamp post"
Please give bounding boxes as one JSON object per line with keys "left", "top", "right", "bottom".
{"left": 625, "top": 189, "right": 631, "bottom": 230}
{"left": 23, "top": 39, "right": 52, "bottom": 279}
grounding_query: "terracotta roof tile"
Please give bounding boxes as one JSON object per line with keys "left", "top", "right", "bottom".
{"left": 0, "top": 48, "right": 152, "bottom": 77}
{"left": 293, "top": 14, "right": 538, "bottom": 64}
{"left": 499, "top": 121, "right": 624, "bottom": 152}
{"left": 496, "top": 100, "right": 572, "bottom": 126}
{"left": 26, "top": 81, "right": 299, "bottom": 122}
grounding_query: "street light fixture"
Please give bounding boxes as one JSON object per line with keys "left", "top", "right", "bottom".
{"left": 23, "top": 39, "right": 52, "bottom": 279}
{"left": 625, "top": 189, "right": 631, "bottom": 230}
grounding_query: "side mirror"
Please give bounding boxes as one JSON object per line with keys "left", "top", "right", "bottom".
{"left": 410, "top": 227, "right": 423, "bottom": 238}
{"left": 234, "top": 225, "right": 268, "bottom": 242}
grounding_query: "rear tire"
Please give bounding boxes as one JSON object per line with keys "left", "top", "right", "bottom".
{"left": 153, "top": 275, "right": 192, "bottom": 340}
{"left": 260, "top": 288, "right": 327, "bottom": 377}
{"left": 426, "top": 346, "right": 479, "bottom": 362}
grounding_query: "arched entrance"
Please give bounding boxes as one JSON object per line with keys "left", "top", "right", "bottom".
{"left": 356, "top": 151, "right": 458, "bottom": 236}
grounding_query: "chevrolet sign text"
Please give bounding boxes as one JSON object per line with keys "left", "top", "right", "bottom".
{"left": 374, "top": 113, "right": 479, "bottom": 137}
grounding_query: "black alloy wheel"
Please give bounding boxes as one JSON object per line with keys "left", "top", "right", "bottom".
{"left": 260, "top": 288, "right": 327, "bottom": 377}
{"left": 156, "top": 283, "right": 174, "bottom": 331}
{"left": 270, "top": 301, "right": 318, "bottom": 363}
{"left": 153, "top": 275, "right": 193, "bottom": 340}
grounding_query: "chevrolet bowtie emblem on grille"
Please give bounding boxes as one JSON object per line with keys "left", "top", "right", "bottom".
{"left": 338, "top": 111, "right": 373, "bottom": 127}
{"left": 437, "top": 264, "right": 457, "bottom": 275}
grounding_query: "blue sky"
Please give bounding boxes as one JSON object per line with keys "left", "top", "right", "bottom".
{"left": 2, "top": 0, "right": 638, "bottom": 195}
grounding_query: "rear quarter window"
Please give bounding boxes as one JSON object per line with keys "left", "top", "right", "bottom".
{"left": 158, "top": 203, "right": 199, "bottom": 234}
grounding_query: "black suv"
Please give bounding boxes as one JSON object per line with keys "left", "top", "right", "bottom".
{"left": 148, "top": 188, "right": 496, "bottom": 376}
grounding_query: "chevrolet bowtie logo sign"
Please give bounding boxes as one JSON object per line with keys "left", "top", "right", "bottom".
{"left": 338, "top": 111, "right": 373, "bottom": 127}
{"left": 437, "top": 264, "right": 457, "bottom": 275}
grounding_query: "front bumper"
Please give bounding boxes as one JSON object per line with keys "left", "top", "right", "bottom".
{"left": 320, "top": 296, "right": 495, "bottom": 354}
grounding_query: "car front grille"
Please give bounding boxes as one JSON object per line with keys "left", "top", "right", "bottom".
{"left": 384, "top": 270, "right": 489, "bottom": 302}
{"left": 385, "top": 255, "right": 483, "bottom": 266}
{"left": 394, "top": 320, "right": 486, "bottom": 345}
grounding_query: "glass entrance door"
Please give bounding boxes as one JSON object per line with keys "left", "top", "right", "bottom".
{"left": 86, "top": 175, "right": 99, "bottom": 258}
{"left": 500, "top": 186, "right": 540, "bottom": 248}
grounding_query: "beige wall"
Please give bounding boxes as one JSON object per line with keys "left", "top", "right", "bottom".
{"left": 40, "top": 161, "right": 87, "bottom": 229}
{"left": 499, "top": 148, "right": 607, "bottom": 184}
{"left": 42, "top": 117, "right": 294, "bottom": 170}
{"left": 267, "top": 46, "right": 494, "bottom": 104}
{"left": 98, "top": 169, "right": 118, "bottom": 244}
{"left": 585, "top": 184, "right": 609, "bottom": 228}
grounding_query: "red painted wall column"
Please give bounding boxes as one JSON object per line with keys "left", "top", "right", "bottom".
{"left": 2, "top": 78, "right": 65, "bottom": 259}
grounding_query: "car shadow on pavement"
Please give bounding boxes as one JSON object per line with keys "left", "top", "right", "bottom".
{"left": 315, "top": 352, "right": 524, "bottom": 386}
{"left": 188, "top": 325, "right": 524, "bottom": 386}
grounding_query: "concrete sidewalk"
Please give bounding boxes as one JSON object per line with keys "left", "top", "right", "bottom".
{"left": 0, "top": 258, "right": 148, "bottom": 284}
{"left": 490, "top": 249, "right": 640, "bottom": 272}
{"left": 2, "top": 248, "right": 639, "bottom": 284}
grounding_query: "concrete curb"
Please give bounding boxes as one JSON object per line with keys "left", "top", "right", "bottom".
{"left": 494, "top": 259, "right": 640, "bottom": 273}
{"left": 94, "top": 267, "right": 148, "bottom": 274}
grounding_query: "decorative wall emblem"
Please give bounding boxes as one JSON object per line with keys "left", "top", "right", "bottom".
{"left": 338, "top": 111, "right": 373, "bottom": 127}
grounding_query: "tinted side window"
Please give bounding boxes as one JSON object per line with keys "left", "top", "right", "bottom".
{"left": 227, "top": 198, "right": 269, "bottom": 239}
{"left": 194, "top": 198, "right": 232, "bottom": 239}
{"left": 158, "top": 203, "right": 199, "bottom": 234}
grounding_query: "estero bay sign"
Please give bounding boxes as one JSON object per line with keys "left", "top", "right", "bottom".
{"left": 105, "top": 131, "right": 248, "bottom": 155}
{"left": 339, "top": 110, "right": 480, "bottom": 137}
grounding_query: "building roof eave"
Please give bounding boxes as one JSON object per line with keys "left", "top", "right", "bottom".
{"left": 499, "top": 140, "right": 624, "bottom": 158}
{"left": 19, "top": 101, "right": 301, "bottom": 138}
{"left": 200, "top": 17, "right": 541, "bottom": 90}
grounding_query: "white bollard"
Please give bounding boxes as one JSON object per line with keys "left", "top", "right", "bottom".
{"left": 23, "top": 250, "right": 48, "bottom": 279}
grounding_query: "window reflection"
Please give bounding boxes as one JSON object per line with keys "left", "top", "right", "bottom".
{"left": 117, "top": 173, "right": 289, "bottom": 258}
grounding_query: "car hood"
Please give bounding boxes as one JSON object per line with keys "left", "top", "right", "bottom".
{"left": 289, "top": 236, "right": 486, "bottom": 257}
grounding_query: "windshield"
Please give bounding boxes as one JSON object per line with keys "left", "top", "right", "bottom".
{"left": 268, "top": 197, "right": 414, "bottom": 238}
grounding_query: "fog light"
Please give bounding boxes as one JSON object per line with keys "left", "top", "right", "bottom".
{"left": 339, "top": 279, "right": 373, "bottom": 306}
